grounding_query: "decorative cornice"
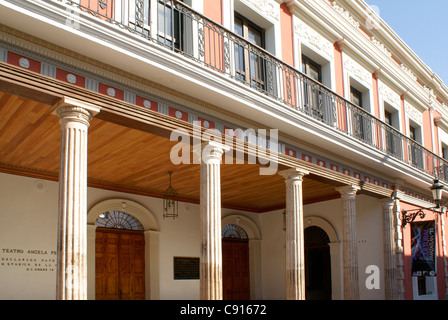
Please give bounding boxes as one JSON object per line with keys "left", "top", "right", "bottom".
{"left": 370, "top": 36, "right": 392, "bottom": 58}
{"left": 400, "top": 64, "right": 417, "bottom": 82}
{"left": 331, "top": 1, "right": 360, "bottom": 29}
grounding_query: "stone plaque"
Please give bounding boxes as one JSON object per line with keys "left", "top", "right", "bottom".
{"left": 173, "top": 257, "right": 200, "bottom": 280}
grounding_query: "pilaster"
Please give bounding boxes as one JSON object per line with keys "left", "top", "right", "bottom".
{"left": 381, "top": 198, "right": 399, "bottom": 300}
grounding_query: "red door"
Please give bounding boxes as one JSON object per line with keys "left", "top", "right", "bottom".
{"left": 222, "top": 238, "right": 250, "bottom": 300}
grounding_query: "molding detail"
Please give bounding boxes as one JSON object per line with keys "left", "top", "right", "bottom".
{"left": 371, "top": 37, "right": 392, "bottom": 58}
{"left": 331, "top": 1, "right": 360, "bottom": 28}
{"left": 400, "top": 64, "right": 417, "bottom": 82}
{"left": 344, "top": 55, "right": 372, "bottom": 88}
{"left": 294, "top": 19, "right": 333, "bottom": 60}
{"left": 405, "top": 101, "right": 423, "bottom": 126}
{"left": 379, "top": 81, "right": 401, "bottom": 108}
{"left": 240, "top": 0, "right": 280, "bottom": 22}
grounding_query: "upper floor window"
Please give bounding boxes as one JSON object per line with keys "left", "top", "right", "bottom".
{"left": 350, "top": 86, "right": 373, "bottom": 143}
{"left": 409, "top": 124, "right": 420, "bottom": 142}
{"left": 384, "top": 106, "right": 402, "bottom": 157}
{"left": 234, "top": 13, "right": 266, "bottom": 90}
{"left": 442, "top": 144, "right": 448, "bottom": 160}
{"left": 302, "top": 55, "right": 322, "bottom": 83}
{"left": 350, "top": 87, "right": 363, "bottom": 108}
{"left": 158, "top": 0, "right": 183, "bottom": 51}
{"left": 409, "top": 122, "right": 423, "bottom": 168}
{"left": 384, "top": 110, "right": 392, "bottom": 126}
{"left": 302, "top": 55, "right": 328, "bottom": 122}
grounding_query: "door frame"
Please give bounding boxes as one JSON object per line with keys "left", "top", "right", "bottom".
{"left": 222, "top": 215, "right": 262, "bottom": 300}
{"left": 95, "top": 227, "right": 146, "bottom": 300}
{"left": 304, "top": 216, "right": 340, "bottom": 300}
{"left": 87, "top": 199, "right": 160, "bottom": 300}
{"left": 222, "top": 237, "right": 251, "bottom": 300}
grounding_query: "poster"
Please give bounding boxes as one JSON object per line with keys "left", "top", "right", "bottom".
{"left": 411, "top": 221, "right": 436, "bottom": 277}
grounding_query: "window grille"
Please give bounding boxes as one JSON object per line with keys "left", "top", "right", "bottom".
{"left": 222, "top": 224, "right": 248, "bottom": 240}
{"left": 95, "top": 210, "right": 144, "bottom": 231}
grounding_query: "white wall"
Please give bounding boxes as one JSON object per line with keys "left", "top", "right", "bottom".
{"left": 0, "top": 173, "right": 58, "bottom": 300}
{"left": 0, "top": 172, "right": 386, "bottom": 300}
{"left": 259, "top": 210, "right": 286, "bottom": 299}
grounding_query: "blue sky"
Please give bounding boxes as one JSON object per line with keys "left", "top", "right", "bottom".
{"left": 364, "top": 0, "right": 448, "bottom": 86}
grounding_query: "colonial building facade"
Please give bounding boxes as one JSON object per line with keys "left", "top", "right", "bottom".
{"left": 0, "top": 0, "right": 447, "bottom": 300}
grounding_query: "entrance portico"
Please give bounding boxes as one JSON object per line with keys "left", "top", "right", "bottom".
{"left": 0, "top": 60, "right": 409, "bottom": 300}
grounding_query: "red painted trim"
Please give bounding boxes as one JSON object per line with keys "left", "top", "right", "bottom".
{"left": 56, "top": 68, "right": 86, "bottom": 88}
{"left": 7, "top": 52, "right": 41, "bottom": 74}
{"left": 280, "top": 3, "right": 294, "bottom": 65}
{"left": 203, "top": 0, "right": 222, "bottom": 24}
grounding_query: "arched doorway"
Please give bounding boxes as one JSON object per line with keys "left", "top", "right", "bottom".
{"left": 87, "top": 199, "right": 160, "bottom": 300}
{"left": 222, "top": 224, "right": 250, "bottom": 300}
{"left": 304, "top": 226, "right": 332, "bottom": 300}
{"left": 95, "top": 210, "right": 146, "bottom": 300}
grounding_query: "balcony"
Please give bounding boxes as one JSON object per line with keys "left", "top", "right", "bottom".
{"left": 9, "top": 0, "right": 448, "bottom": 183}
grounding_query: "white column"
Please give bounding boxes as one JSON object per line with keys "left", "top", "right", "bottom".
{"left": 279, "top": 168, "right": 309, "bottom": 300}
{"left": 54, "top": 97, "right": 100, "bottom": 300}
{"left": 382, "top": 198, "right": 399, "bottom": 300}
{"left": 336, "top": 185, "right": 360, "bottom": 300}
{"left": 199, "top": 141, "right": 229, "bottom": 300}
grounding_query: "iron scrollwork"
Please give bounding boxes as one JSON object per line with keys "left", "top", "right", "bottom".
{"left": 401, "top": 208, "right": 426, "bottom": 228}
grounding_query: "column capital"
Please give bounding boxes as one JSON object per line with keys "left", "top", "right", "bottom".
{"left": 53, "top": 97, "right": 101, "bottom": 125}
{"left": 336, "top": 185, "right": 360, "bottom": 198}
{"left": 278, "top": 168, "right": 309, "bottom": 181}
{"left": 194, "top": 140, "right": 230, "bottom": 164}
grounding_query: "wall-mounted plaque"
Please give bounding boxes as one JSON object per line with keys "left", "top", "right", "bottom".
{"left": 173, "top": 257, "right": 200, "bottom": 280}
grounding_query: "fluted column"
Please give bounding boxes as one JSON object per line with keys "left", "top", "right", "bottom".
{"left": 382, "top": 198, "right": 399, "bottom": 300}
{"left": 54, "top": 98, "right": 100, "bottom": 300}
{"left": 279, "top": 168, "right": 309, "bottom": 300}
{"left": 199, "top": 141, "right": 229, "bottom": 300}
{"left": 336, "top": 185, "right": 360, "bottom": 300}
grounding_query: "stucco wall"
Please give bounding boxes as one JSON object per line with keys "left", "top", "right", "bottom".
{"left": 0, "top": 172, "right": 386, "bottom": 300}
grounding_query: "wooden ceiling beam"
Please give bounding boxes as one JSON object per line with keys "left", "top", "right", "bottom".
{"left": 0, "top": 61, "right": 394, "bottom": 206}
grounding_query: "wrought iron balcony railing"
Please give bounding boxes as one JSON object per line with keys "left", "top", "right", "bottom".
{"left": 61, "top": 0, "right": 448, "bottom": 182}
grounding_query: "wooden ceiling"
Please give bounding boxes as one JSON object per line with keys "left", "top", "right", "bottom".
{"left": 0, "top": 91, "right": 341, "bottom": 212}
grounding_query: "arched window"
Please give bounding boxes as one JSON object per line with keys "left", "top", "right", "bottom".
{"left": 222, "top": 224, "right": 248, "bottom": 240}
{"left": 95, "top": 210, "right": 144, "bottom": 231}
{"left": 305, "top": 226, "right": 330, "bottom": 247}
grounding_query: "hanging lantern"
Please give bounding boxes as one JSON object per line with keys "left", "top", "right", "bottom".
{"left": 163, "top": 171, "right": 178, "bottom": 219}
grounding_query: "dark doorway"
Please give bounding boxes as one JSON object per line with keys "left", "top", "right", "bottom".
{"left": 305, "top": 226, "right": 332, "bottom": 300}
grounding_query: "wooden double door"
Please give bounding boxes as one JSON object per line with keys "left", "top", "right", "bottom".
{"left": 222, "top": 238, "right": 250, "bottom": 300}
{"left": 95, "top": 228, "right": 145, "bottom": 300}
